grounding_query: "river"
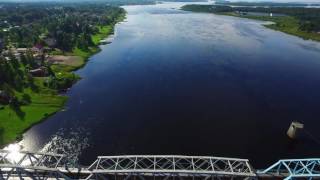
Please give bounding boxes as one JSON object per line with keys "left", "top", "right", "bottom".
{"left": 12, "top": 2, "right": 320, "bottom": 168}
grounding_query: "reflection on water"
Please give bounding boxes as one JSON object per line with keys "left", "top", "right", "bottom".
{"left": 40, "top": 128, "right": 90, "bottom": 166}
{"left": 5, "top": 128, "right": 90, "bottom": 166}
{"left": 3, "top": 143, "right": 24, "bottom": 164}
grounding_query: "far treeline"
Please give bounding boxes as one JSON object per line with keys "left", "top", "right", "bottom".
{"left": 216, "top": 1, "right": 320, "bottom": 7}
{"left": 182, "top": 4, "right": 320, "bottom": 41}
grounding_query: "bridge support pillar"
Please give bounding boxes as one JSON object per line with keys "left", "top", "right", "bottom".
{"left": 287, "top": 121, "right": 304, "bottom": 139}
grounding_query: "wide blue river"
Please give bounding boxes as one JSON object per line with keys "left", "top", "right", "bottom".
{"left": 15, "top": 2, "right": 320, "bottom": 167}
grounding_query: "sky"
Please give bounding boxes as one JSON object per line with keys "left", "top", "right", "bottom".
{"left": 1, "top": 0, "right": 320, "bottom": 3}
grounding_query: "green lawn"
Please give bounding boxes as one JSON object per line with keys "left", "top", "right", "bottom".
{"left": 92, "top": 25, "right": 113, "bottom": 45}
{"left": 0, "top": 78, "right": 67, "bottom": 145}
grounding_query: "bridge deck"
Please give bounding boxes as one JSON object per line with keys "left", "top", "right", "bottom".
{"left": 0, "top": 150, "right": 319, "bottom": 179}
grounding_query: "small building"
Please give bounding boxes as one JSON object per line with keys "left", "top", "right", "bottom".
{"left": 14, "top": 52, "right": 20, "bottom": 60}
{"left": 235, "top": 11, "right": 247, "bottom": 16}
{"left": 16, "top": 48, "right": 28, "bottom": 53}
{"left": 29, "top": 66, "right": 48, "bottom": 77}
{"left": 31, "top": 44, "right": 44, "bottom": 54}
{"left": 4, "top": 56, "right": 10, "bottom": 61}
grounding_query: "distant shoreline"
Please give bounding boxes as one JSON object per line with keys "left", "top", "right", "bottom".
{"left": 181, "top": 4, "right": 320, "bottom": 42}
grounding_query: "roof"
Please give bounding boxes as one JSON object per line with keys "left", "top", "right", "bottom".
{"left": 16, "top": 48, "right": 27, "bottom": 52}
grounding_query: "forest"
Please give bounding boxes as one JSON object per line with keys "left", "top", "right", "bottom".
{"left": 0, "top": 3, "right": 125, "bottom": 50}
{"left": 216, "top": 1, "right": 320, "bottom": 7}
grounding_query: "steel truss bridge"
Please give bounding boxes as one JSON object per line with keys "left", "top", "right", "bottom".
{"left": 0, "top": 150, "right": 319, "bottom": 179}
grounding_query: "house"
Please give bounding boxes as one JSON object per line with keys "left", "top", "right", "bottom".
{"left": 29, "top": 66, "right": 48, "bottom": 77}
{"left": 14, "top": 52, "right": 20, "bottom": 60}
{"left": 16, "top": 48, "right": 28, "bottom": 53}
{"left": 31, "top": 44, "right": 44, "bottom": 55}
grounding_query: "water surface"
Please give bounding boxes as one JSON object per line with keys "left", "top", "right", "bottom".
{"left": 19, "top": 2, "right": 320, "bottom": 168}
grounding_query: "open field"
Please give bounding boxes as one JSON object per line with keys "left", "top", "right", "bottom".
{"left": 49, "top": 55, "right": 85, "bottom": 72}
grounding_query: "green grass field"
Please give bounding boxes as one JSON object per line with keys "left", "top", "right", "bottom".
{"left": 0, "top": 78, "right": 67, "bottom": 145}
{"left": 92, "top": 25, "right": 113, "bottom": 45}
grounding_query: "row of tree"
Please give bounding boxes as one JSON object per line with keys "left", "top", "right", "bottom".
{"left": 0, "top": 51, "right": 39, "bottom": 106}
{"left": 0, "top": 3, "right": 125, "bottom": 51}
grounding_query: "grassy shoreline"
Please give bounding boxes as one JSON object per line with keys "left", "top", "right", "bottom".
{"left": 0, "top": 12, "right": 126, "bottom": 147}
{"left": 51, "top": 13, "right": 126, "bottom": 72}
{"left": 0, "top": 78, "right": 68, "bottom": 146}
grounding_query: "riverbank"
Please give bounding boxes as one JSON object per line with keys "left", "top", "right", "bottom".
{"left": 181, "top": 5, "right": 320, "bottom": 42}
{"left": 0, "top": 12, "right": 126, "bottom": 147}
{"left": 220, "top": 12, "right": 320, "bottom": 42}
{"left": 51, "top": 14, "right": 126, "bottom": 72}
{"left": 0, "top": 78, "right": 67, "bottom": 145}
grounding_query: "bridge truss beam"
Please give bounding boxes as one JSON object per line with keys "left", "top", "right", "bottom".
{"left": 86, "top": 155, "right": 256, "bottom": 179}
{"left": 1, "top": 149, "right": 319, "bottom": 180}
{"left": 257, "top": 158, "right": 320, "bottom": 180}
{"left": 0, "top": 150, "right": 70, "bottom": 179}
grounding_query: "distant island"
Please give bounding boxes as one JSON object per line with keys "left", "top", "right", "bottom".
{"left": 181, "top": 3, "right": 320, "bottom": 42}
